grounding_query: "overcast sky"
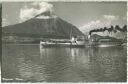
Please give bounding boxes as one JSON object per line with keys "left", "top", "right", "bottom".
{"left": 2, "top": 2, "right": 127, "bottom": 32}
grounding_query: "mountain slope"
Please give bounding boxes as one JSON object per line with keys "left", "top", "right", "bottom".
{"left": 2, "top": 13, "right": 83, "bottom": 39}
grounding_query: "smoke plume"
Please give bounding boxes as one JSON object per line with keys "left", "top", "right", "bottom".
{"left": 89, "top": 25, "right": 127, "bottom": 35}
{"left": 19, "top": 2, "right": 54, "bottom": 22}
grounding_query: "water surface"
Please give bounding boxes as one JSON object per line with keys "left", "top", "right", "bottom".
{"left": 2, "top": 44, "right": 127, "bottom": 82}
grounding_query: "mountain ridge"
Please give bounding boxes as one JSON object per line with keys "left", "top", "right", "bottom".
{"left": 2, "top": 13, "right": 84, "bottom": 39}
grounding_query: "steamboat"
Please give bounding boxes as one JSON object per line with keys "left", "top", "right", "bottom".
{"left": 40, "top": 36, "right": 85, "bottom": 48}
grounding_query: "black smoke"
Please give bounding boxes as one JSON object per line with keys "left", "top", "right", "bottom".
{"left": 89, "top": 25, "right": 127, "bottom": 35}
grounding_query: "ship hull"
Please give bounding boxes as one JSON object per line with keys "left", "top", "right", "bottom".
{"left": 40, "top": 41, "right": 85, "bottom": 48}
{"left": 97, "top": 44, "right": 122, "bottom": 47}
{"left": 88, "top": 42, "right": 123, "bottom": 47}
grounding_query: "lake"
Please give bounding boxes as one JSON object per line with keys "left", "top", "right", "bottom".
{"left": 2, "top": 44, "right": 127, "bottom": 82}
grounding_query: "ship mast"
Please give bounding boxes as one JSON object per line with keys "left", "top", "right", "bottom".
{"left": 70, "top": 27, "right": 73, "bottom": 39}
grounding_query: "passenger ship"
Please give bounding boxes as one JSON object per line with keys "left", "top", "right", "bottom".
{"left": 40, "top": 36, "right": 85, "bottom": 48}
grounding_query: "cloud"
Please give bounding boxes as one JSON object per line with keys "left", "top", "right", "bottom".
{"left": 19, "top": 2, "right": 54, "bottom": 22}
{"left": 80, "top": 19, "right": 111, "bottom": 33}
{"left": 80, "top": 20, "right": 101, "bottom": 32}
{"left": 103, "top": 15, "right": 119, "bottom": 21}
{"left": 80, "top": 15, "right": 120, "bottom": 34}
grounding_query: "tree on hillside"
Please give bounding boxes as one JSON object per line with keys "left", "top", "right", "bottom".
{"left": 122, "top": 25, "right": 127, "bottom": 32}
{"left": 115, "top": 25, "right": 122, "bottom": 32}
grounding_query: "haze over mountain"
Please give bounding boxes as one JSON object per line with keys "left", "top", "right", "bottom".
{"left": 2, "top": 11, "right": 84, "bottom": 39}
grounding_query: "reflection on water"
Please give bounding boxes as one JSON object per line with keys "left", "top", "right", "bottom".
{"left": 2, "top": 44, "right": 127, "bottom": 82}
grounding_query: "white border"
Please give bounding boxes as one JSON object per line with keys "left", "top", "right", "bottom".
{"left": 0, "top": 0, "right": 127, "bottom": 84}
{"left": 0, "top": 0, "right": 128, "bottom": 2}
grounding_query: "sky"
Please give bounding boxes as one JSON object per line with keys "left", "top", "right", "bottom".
{"left": 2, "top": 1, "right": 127, "bottom": 33}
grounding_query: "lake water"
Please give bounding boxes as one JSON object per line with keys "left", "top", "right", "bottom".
{"left": 2, "top": 44, "right": 127, "bottom": 82}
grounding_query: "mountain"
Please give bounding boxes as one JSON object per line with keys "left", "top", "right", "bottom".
{"left": 2, "top": 12, "right": 84, "bottom": 39}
